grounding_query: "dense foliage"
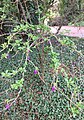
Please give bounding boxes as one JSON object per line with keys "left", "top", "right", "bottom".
{"left": 59, "top": 0, "right": 84, "bottom": 20}
{"left": 0, "top": 0, "right": 84, "bottom": 120}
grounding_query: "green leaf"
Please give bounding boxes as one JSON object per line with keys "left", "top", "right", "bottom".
{"left": 12, "top": 70, "right": 18, "bottom": 75}
{"left": 11, "top": 78, "right": 24, "bottom": 90}
{"left": 11, "top": 84, "right": 18, "bottom": 89}
{"left": 1, "top": 53, "right": 7, "bottom": 59}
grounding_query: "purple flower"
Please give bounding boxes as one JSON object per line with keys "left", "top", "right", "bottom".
{"left": 48, "top": 40, "right": 51, "bottom": 44}
{"left": 34, "top": 70, "right": 38, "bottom": 74}
{"left": 52, "top": 86, "right": 56, "bottom": 92}
{"left": 27, "top": 56, "right": 30, "bottom": 61}
{"left": 72, "top": 61, "right": 76, "bottom": 65}
{"left": 7, "top": 53, "right": 10, "bottom": 59}
{"left": 5, "top": 104, "right": 10, "bottom": 110}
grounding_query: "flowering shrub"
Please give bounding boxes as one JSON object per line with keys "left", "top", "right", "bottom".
{"left": 0, "top": 0, "right": 84, "bottom": 119}
{"left": 0, "top": 23, "right": 83, "bottom": 119}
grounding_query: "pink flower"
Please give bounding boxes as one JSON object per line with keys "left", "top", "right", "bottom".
{"left": 34, "top": 70, "right": 38, "bottom": 74}
{"left": 52, "top": 86, "right": 56, "bottom": 92}
{"left": 5, "top": 104, "right": 10, "bottom": 110}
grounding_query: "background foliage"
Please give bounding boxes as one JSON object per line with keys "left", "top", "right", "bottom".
{"left": 0, "top": 0, "right": 84, "bottom": 120}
